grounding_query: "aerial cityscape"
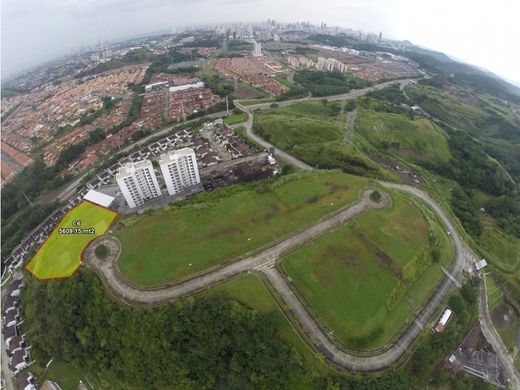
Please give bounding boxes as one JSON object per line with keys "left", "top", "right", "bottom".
{"left": 1, "top": 2, "right": 520, "bottom": 389}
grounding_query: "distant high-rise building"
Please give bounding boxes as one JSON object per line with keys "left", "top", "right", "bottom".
{"left": 252, "top": 40, "right": 262, "bottom": 57}
{"left": 378, "top": 32, "right": 382, "bottom": 42}
{"left": 116, "top": 160, "right": 162, "bottom": 208}
{"left": 233, "top": 31, "right": 237, "bottom": 40}
{"left": 159, "top": 148, "right": 201, "bottom": 196}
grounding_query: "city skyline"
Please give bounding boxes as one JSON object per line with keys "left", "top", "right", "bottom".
{"left": 1, "top": 0, "right": 519, "bottom": 85}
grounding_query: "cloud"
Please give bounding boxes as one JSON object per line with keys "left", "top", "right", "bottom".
{"left": 1, "top": 0, "right": 519, "bottom": 81}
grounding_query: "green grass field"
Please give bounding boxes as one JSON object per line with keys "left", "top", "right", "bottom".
{"left": 355, "top": 109, "right": 452, "bottom": 165}
{"left": 240, "top": 96, "right": 276, "bottom": 106}
{"left": 115, "top": 172, "right": 368, "bottom": 287}
{"left": 204, "top": 274, "right": 333, "bottom": 381}
{"left": 223, "top": 112, "right": 247, "bottom": 125}
{"left": 25, "top": 201, "right": 117, "bottom": 279}
{"left": 38, "top": 360, "right": 93, "bottom": 390}
{"left": 254, "top": 101, "right": 383, "bottom": 177}
{"left": 281, "top": 190, "right": 453, "bottom": 350}
{"left": 479, "top": 226, "right": 520, "bottom": 273}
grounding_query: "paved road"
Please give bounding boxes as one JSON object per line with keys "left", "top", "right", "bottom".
{"left": 234, "top": 99, "right": 314, "bottom": 171}
{"left": 88, "top": 181, "right": 477, "bottom": 371}
{"left": 57, "top": 111, "right": 228, "bottom": 202}
{"left": 263, "top": 181, "right": 475, "bottom": 371}
{"left": 234, "top": 79, "right": 416, "bottom": 171}
{"left": 480, "top": 275, "right": 520, "bottom": 389}
{"left": 86, "top": 189, "right": 384, "bottom": 306}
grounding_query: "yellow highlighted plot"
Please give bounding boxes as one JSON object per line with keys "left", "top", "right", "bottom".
{"left": 25, "top": 201, "right": 117, "bottom": 279}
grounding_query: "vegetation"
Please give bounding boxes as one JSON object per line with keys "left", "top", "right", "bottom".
{"left": 293, "top": 70, "right": 370, "bottom": 97}
{"left": 37, "top": 360, "right": 93, "bottom": 390}
{"left": 369, "top": 190, "right": 382, "bottom": 202}
{"left": 254, "top": 101, "right": 382, "bottom": 177}
{"left": 204, "top": 274, "right": 332, "bottom": 378}
{"left": 281, "top": 191, "right": 453, "bottom": 350}
{"left": 1, "top": 160, "right": 68, "bottom": 258}
{"left": 355, "top": 108, "right": 452, "bottom": 166}
{"left": 26, "top": 201, "right": 117, "bottom": 279}
{"left": 94, "top": 244, "right": 109, "bottom": 260}
{"left": 22, "top": 271, "right": 302, "bottom": 389}
{"left": 76, "top": 48, "right": 154, "bottom": 78}
{"left": 223, "top": 112, "right": 247, "bottom": 125}
{"left": 115, "top": 171, "right": 367, "bottom": 286}
{"left": 408, "top": 278, "right": 480, "bottom": 388}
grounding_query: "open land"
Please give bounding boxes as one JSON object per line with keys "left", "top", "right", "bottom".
{"left": 354, "top": 109, "right": 452, "bottom": 165}
{"left": 25, "top": 201, "right": 117, "bottom": 279}
{"left": 254, "top": 101, "right": 382, "bottom": 177}
{"left": 115, "top": 172, "right": 368, "bottom": 287}
{"left": 203, "top": 273, "right": 333, "bottom": 378}
{"left": 281, "top": 190, "right": 454, "bottom": 350}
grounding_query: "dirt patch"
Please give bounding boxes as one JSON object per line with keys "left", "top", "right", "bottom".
{"left": 327, "top": 182, "right": 349, "bottom": 194}
{"left": 206, "top": 225, "right": 242, "bottom": 239}
{"left": 376, "top": 251, "right": 402, "bottom": 279}
{"left": 492, "top": 302, "right": 514, "bottom": 328}
{"left": 307, "top": 195, "right": 322, "bottom": 204}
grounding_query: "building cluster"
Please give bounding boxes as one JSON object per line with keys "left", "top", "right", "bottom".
{"left": 141, "top": 74, "right": 224, "bottom": 123}
{"left": 42, "top": 98, "right": 131, "bottom": 167}
{"left": 2, "top": 65, "right": 147, "bottom": 149}
{"left": 446, "top": 326, "right": 507, "bottom": 388}
{"left": 168, "top": 85, "right": 223, "bottom": 121}
{"left": 1, "top": 142, "right": 33, "bottom": 186}
{"left": 2, "top": 278, "right": 35, "bottom": 382}
{"left": 212, "top": 125, "right": 255, "bottom": 159}
{"left": 1, "top": 119, "right": 272, "bottom": 275}
{"left": 287, "top": 55, "right": 348, "bottom": 73}
{"left": 318, "top": 46, "right": 420, "bottom": 81}
{"left": 215, "top": 57, "right": 287, "bottom": 95}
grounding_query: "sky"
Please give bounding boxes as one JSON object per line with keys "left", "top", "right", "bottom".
{"left": 2, "top": 0, "right": 520, "bottom": 84}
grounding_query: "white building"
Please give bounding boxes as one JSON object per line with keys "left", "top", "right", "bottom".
{"left": 434, "top": 308, "right": 453, "bottom": 333}
{"left": 116, "top": 160, "right": 162, "bottom": 208}
{"left": 159, "top": 148, "right": 201, "bottom": 196}
{"left": 252, "top": 40, "right": 262, "bottom": 57}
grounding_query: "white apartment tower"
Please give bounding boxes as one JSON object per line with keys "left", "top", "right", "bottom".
{"left": 116, "top": 160, "right": 162, "bottom": 208}
{"left": 159, "top": 148, "right": 201, "bottom": 196}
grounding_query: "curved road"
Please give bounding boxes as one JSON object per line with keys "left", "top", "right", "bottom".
{"left": 87, "top": 189, "right": 386, "bottom": 306}
{"left": 234, "top": 79, "right": 416, "bottom": 171}
{"left": 83, "top": 79, "right": 520, "bottom": 375}
{"left": 87, "top": 181, "right": 476, "bottom": 371}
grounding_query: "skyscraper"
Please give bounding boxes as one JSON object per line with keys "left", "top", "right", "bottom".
{"left": 116, "top": 160, "right": 162, "bottom": 208}
{"left": 159, "top": 148, "right": 201, "bottom": 196}
{"left": 252, "top": 40, "right": 262, "bottom": 57}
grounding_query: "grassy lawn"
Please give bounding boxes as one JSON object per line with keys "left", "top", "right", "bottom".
{"left": 355, "top": 109, "right": 452, "bottom": 165}
{"left": 240, "top": 96, "right": 276, "bottom": 106}
{"left": 479, "top": 226, "right": 520, "bottom": 273}
{"left": 223, "top": 112, "right": 247, "bottom": 125}
{"left": 203, "top": 273, "right": 333, "bottom": 380}
{"left": 38, "top": 359, "right": 93, "bottom": 390}
{"left": 488, "top": 275, "right": 520, "bottom": 369}
{"left": 281, "top": 190, "right": 453, "bottom": 351}
{"left": 115, "top": 172, "right": 368, "bottom": 287}
{"left": 254, "top": 101, "right": 383, "bottom": 178}
{"left": 25, "top": 201, "right": 117, "bottom": 279}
